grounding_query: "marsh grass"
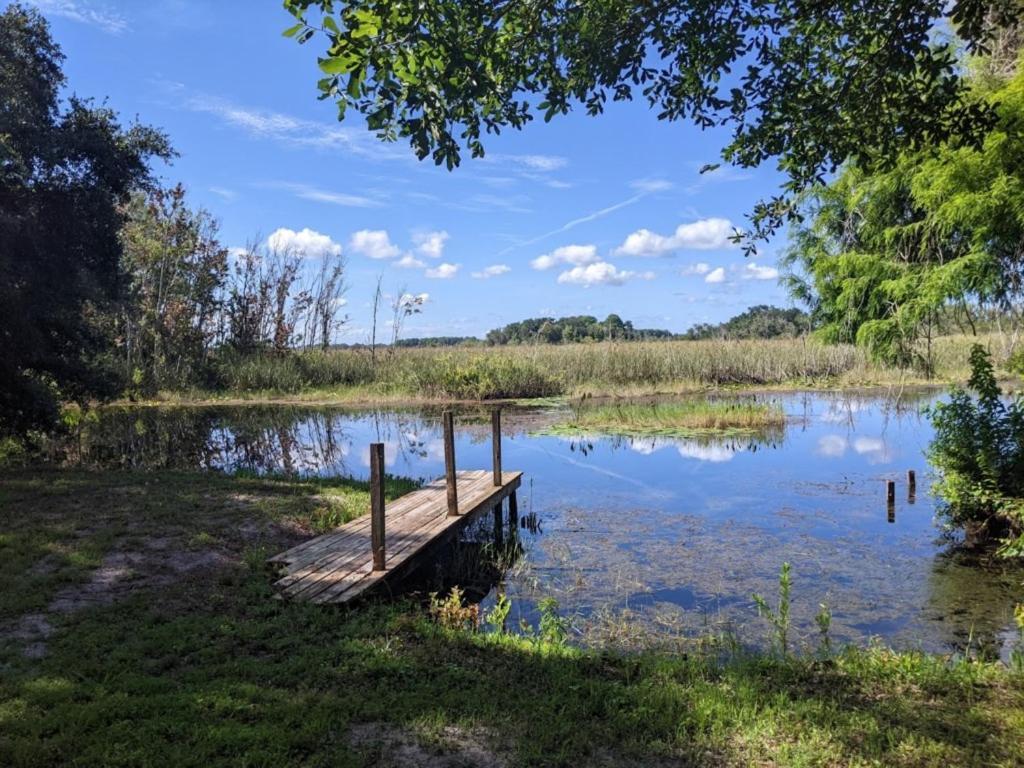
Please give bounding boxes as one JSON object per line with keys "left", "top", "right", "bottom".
{"left": 161, "top": 334, "right": 1018, "bottom": 405}
{"left": 547, "top": 399, "right": 786, "bottom": 438}
{"left": 2, "top": 467, "right": 1024, "bottom": 766}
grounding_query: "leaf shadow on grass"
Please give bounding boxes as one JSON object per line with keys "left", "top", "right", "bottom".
{"left": 1, "top": 468, "right": 1022, "bottom": 767}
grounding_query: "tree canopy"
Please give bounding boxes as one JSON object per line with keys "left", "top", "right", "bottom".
{"left": 783, "top": 62, "right": 1024, "bottom": 369}
{"left": 683, "top": 305, "right": 810, "bottom": 341}
{"left": 0, "top": 4, "right": 171, "bottom": 435}
{"left": 485, "top": 314, "right": 673, "bottom": 345}
{"left": 283, "top": 0, "right": 1017, "bottom": 242}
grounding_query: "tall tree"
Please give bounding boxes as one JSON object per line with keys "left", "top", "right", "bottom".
{"left": 0, "top": 4, "right": 171, "bottom": 435}
{"left": 283, "top": 0, "right": 1016, "bottom": 243}
{"left": 119, "top": 185, "right": 228, "bottom": 393}
{"left": 783, "top": 65, "right": 1024, "bottom": 369}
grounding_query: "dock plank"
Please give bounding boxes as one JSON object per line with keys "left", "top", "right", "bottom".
{"left": 269, "top": 469, "right": 522, "bottom": 604}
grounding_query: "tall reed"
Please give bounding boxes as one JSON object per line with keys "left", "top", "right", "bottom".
{"left": 199, "top": 335, "right": 1003, "bottom": 399}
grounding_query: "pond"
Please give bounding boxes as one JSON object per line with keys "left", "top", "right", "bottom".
{"left": 63, "top": 391, "right": 1023, "bottom": 659}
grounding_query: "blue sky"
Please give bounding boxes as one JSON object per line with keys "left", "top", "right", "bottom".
{"left": 27, "top": 0, "right": 795, "bottom": 340}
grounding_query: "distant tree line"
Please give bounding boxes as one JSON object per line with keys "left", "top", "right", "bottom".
{"left": 484, "top": 314, "right": 674, "bottom": 345}
{"left": 395, "top": 336, "right": 481, "bottom": 348}
{"left": 681, "top": 306, "right": 811, "bottom": 341}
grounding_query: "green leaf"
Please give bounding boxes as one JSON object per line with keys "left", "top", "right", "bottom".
{"left": 282, "top": 22, "right": 305, "bottom": 39}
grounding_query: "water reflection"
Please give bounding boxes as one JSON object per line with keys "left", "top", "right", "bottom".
{"left": 52, "top": 391, "right": 1023, "bottom": 658}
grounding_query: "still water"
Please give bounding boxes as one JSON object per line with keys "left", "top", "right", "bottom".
{"left": 70, "top": 391, "right": 1023, "bottom": 658}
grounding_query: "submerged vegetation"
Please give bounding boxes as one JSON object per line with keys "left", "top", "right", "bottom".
{"left": 547, "top": 399, "right": 786, "bottom": 438}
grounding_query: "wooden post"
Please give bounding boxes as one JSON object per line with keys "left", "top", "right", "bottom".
{"left": 907, "top": 470, "right": 916, "bottom": 502}
{"left": 508, "top": 490, "right": 518, "bottom": 528}
{"left": 443, "top": 410, "right": 458, "bottom": 516}
{"left": 493, "top": 502, "right": 504, "bottom": 547}
{"left": 886, "top": 479, "right": 896, "bottom": 523}
{"left": 491, "top": 409, "right": 502, "bottom": 486}
{"left": 370, "top": 442, "right": 386, "bottom": 570}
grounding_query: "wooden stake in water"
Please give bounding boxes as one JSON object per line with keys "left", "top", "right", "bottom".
{"left": 508, "top": 490, "right": 518, "bottom": 528}
{"left": 886, "top": 479, "right": 896, "bottom": 523}
{"left": 907, "top": 469, "right": 916, "bottom": 503}
{"left": 370, "top": 442, "right": 386, "bottom": 570}
{"left": 443, "top": 410, "right": 458, "bottom": 516}
{"left": 493, "top": 501, "right": 504, "bottom": 547}
{"left": 491, "top": 409, "right": 502, "bottom": 486}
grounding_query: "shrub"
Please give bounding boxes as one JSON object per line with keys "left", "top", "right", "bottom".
{"left": 928, "top": 345, "right": 1024, "bottom": 555}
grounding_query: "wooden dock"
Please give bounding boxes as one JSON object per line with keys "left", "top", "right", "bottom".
{"left": 269, "top": 410, "right": 522, "bottom": 604}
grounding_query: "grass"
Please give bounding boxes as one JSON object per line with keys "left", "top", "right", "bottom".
{"left": 144, "top": 334, "right": 1020, "bottom": 406}
{"left": 1, "top": 466, "right": 1023, "bottom": 766}
{"left": 548, "top": 399, "right": 787, "bottom": 438}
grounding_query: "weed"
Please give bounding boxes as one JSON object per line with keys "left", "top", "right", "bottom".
{"left": 753, "top": 562, "right": 792, "bottom": 655}
{"left": 484, "top": 592, "right": 512, "bottom": 634}
{"left": 815, "top": 603, "right": 833, "bottom": 657}
{"left": 536, "top": 597, "right": 570, "bottom": 647}
{"left": 429, "top": 586, "right": 480, "bottom": 631}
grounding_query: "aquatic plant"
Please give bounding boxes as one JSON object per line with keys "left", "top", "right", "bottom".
{"left": 928, "top": 345, "right": 1024, "bottom": 555}
{"left": 536, "top": 597, "right": 570, "bottom": 647}
{"left": 815, "top": 603, "right": 833, "bottom": 657}
{"left": 549, "top": 399, "right": 786, "bottom": 438}
{"left": 484, "top": 592, "right": 512, "bottom": 634}
{"left": 753, "top": 562, "right": 793, "bottom": 655}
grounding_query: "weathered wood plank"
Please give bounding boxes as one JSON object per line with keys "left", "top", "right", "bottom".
{"left": 288, "top": 474, "right": 518, "bottom": 603}
{"left": 310, "top": 473, "right": 522, "bottom": 604}
{"left": 277, "top": 473, "right": 498, "bottom": 599}
{"left": 269, "top": 470, "right": 488, "bottom": 568}
{"left": 269, "top": 470, "right": 522, "bottom": 605}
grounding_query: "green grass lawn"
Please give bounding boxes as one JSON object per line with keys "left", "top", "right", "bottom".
{"left": 1, "top": 468, "right": 1023, "bottom": 767}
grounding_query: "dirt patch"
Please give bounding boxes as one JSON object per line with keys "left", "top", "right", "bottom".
{"left": 348, "top": 722, "right": 508, "bottom": 768}
{"left": 5, "top": 540, "right": 236, "bottom": 659}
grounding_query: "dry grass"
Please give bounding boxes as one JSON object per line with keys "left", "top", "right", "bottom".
{"left": 159, "top": 334, "right": 1015, "bottom": 403}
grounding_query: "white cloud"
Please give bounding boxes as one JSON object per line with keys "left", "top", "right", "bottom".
{"left": 615, "top": 218, "right": 736, "bottom": 257}
{"left": 816, "top": 435, "right": 848, "bottom": 458}
{"left": 396, "top": 253, "right": 425, "bottom": 269}
{"left": 399, "top": 292, "right": 430, "bottom": 306}
{"left": 472, "top": 264, "right": 511, "bottom": 279}
{"left": 681, "top": 262, "right": 711, "bottom": 276}
{"left": 209, "top": 186, "right": 236, "bottom": 201}
{"left": 30, "top": 0, "right": 127, "bottom": 33}
{"left": 349, "top": 229, "right": 401, "bottom": 260}
{"left": 743, "top": 262, "right": 780, "bottom": 280}
{"left": 490, "top": 154, "right": 568, "bottom": 172}
{"left": 852, "top": 436, "right": 893, "bottom": 465}
{"left": 676, "top": 443, "right": 736, "bottom": 462}
{"left": 413, "top": 230, "right": 449, "bottom": 259}
{"left": 400, "top": 292, "right": 430, "bottom": 305}
{"left": 270, "top": 182, "right": 383, "bottom": 209}
{"left": 531, "top": 244, "right": 599, "bottom": 271}
{"left": 425, "top": 262, "right": 459, "bottom": 279}
{"left": 557, "top": 261, "right": 637, "bottom": 287}
{"left": 266, "top": 228, "right": 342, "bottom": 259}
{"left": 704, "top": 267, "right": 726, "bottom": 284}
{"left": 186, "top": 94, "right": 404, "bottom": 161}
{"left": 630, "top": 178, "right": 674, "bottom": 193}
